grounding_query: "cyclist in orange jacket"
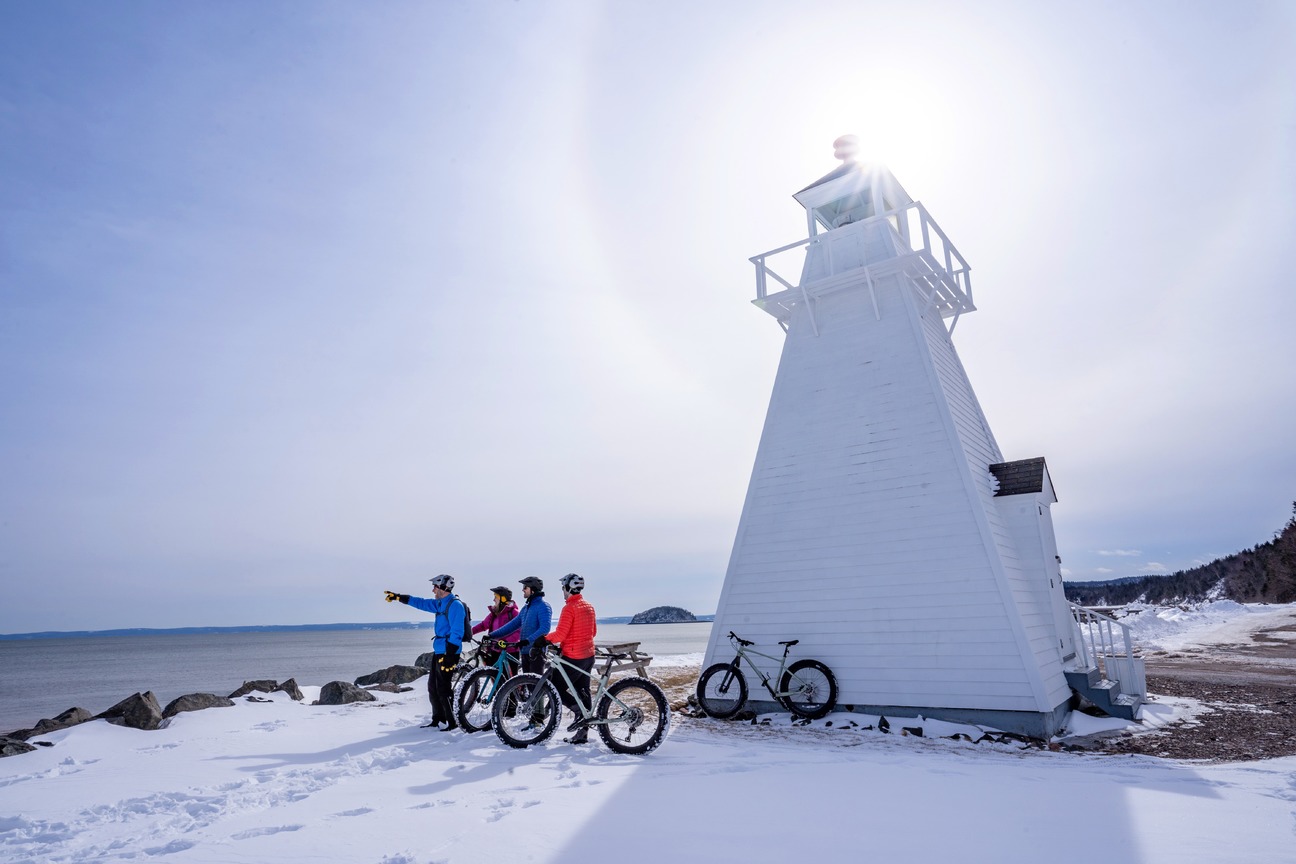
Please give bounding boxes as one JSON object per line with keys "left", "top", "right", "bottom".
{"left": 544, "top": 573, "right": 597, "bottom": 744}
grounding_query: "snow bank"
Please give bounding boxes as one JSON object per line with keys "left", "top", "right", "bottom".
{"left": 1122, "top": 600, "right": 1296, "bottom": 652}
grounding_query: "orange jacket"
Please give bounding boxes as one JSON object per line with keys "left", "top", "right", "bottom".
{"left": 546, "top": 592, "right": 597, "bottom": 660}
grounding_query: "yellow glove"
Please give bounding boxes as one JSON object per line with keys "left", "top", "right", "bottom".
{"left": 384, "top": 590, "right": 408, "bottom": 603}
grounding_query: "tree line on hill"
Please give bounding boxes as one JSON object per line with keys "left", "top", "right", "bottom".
{"left": 1064, "top": 502, "right": 1296, "bottom": 606}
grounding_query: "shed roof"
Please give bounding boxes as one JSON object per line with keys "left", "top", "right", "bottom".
{"left": 989, "top": 457, "right": 1056, "bottom": 499}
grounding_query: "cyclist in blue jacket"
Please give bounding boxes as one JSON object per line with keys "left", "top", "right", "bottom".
{"left": 488, "top": 576, "right": 552, "bottom": 676}
{"left": 384, "top": 574, "right": 466, "bottom": 730}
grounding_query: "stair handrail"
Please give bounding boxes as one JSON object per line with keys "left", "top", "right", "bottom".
{"left": 1068, "top": 601, "right": 1141, "bottom": 689}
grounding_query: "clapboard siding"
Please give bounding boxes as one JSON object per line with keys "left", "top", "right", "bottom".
{"left": 911, "top": 283, "right": 1072, "bottom": 710}
{"left": 710, "top": 208, "right": 1075, "bottom": 729}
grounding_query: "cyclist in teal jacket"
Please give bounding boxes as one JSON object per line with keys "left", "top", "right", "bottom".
{"left": 385, "top": 574, "right": 466, "bottom": 730}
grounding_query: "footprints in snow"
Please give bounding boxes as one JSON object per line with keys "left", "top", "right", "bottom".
{"left": 232, "top": 824, "right": 304, "bottom": 840}
{"left": 251, "top": 719, "right": 287, "bottom": 732}
{"left": 484, "top": 797, "right": 542, "bottom": 822}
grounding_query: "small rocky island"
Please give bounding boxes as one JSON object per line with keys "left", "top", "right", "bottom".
{"left": 629, "top": 605, "right": 697, "bottom": 624}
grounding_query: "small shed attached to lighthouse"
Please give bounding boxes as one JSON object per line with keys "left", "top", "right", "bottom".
{"left": 703, "top": 139, "right": 1139, "bottom": 737}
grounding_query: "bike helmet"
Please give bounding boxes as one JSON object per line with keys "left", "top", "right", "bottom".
{"left": 519, "top": 576, "right": 544, "bottom": 592}
{"left": 428, "top": 573, "right": 455, "bottom": 591}
{"left": 560, "top": 572, "right": 584, "bottom": 593}
{"left": 490, "top": 585, "right": 512, "bottom": 602}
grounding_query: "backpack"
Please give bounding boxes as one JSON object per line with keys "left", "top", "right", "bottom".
{"left": 455, "top": 596, "right": 472, "bottom": 644}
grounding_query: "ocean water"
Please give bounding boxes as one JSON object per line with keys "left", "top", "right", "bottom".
{"left": 0, "top": 622, "right": 713, "bottom": 733}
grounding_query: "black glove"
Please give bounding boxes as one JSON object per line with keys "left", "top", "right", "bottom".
{"left": 528, "top": 641, "right": 545, "bottom": 660}
{"left": 383, "top": 590, "right": 410, "bottom": 604}
{"left": 438, "top": 647, "right": 460, "bottom": 673}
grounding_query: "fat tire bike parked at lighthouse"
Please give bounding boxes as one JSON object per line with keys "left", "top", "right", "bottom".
{"left": 695, "top": 631, "right": 838, "bottom": 720}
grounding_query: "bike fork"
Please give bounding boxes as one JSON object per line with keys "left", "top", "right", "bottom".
{"left": 717, "top": 659, "right": 741, "bottom": 694}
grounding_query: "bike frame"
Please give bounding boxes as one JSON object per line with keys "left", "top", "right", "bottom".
{"left": 724, "top": 635, "right": 800, "bottom": 701}
{"left": 469, "top": 641, "right": 521, "bottom": 694}
{"left": 522, "top": 649, "right": 636, "bottom": 728}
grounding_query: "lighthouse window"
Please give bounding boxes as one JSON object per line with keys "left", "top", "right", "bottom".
{"left": 818, "top": 190, "right": 875, "bottom": 229}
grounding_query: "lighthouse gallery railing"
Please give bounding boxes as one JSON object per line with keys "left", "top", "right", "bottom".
{"left": 750, "top": 202, "right": 973, "bottom": 318}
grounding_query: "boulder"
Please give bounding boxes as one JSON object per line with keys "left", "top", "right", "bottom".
{"left": 354, "top": 665, "right": 427, "bottom": 687}
{"left": 162, "top": 693, "right": 236, "bottom": 719}
{"left": 228, "top": 680, "right": 279, "bottom": 698}
{"left": 96, "top": 691, "right": 164, "bottom": 731}
{"left": 4, "top": 707, "right": 93, "bottom": 741}
{"left": 363, "top": 683, "right": 413, "bottom": 693}
{"left": 274, "top": 679, "right": 305, "bottom": 701}
{"left": 0, "top": 737, "right": 36, "bottom": 758}
{"left": 315, "top": 681, "right": 376, "bottom": 705}
{"left": 227, "top": 679, "right": 304, "bottom": 700}
{"left": 414, "top": 652, "right": 436, "bottom": 670}
{"left": 31, "top": 706, "right": 94, "bottom": 737}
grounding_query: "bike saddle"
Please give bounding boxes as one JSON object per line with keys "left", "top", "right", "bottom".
{"left": 778, "top": 639, "right": 799, "bottom": 647}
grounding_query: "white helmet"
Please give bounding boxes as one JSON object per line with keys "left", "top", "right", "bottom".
{"left": 560, "top": 572, "right": 584, "bottom": 593}
{"left": 429, "top": 573, "right": 455, "bottom": 591}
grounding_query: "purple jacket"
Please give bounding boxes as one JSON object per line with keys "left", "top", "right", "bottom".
{"left": 472, "top": 601, "right": 520, "bottom": 646}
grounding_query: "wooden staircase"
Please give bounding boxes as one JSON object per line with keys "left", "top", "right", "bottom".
{"left": 1064, "top": 666, "right": 1143, "bottom": 720}
{"left": 1066, "top": 603, "right": 1146, "bottom": 721}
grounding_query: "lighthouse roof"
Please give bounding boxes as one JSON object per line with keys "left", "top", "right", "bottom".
{"left": 795, "top": 161, "right": 861, "bottom": 195}
{"left": 793, "top": 159, "right": 914, "bottom": 231}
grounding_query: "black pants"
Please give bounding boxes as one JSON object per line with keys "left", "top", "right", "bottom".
{"left": 522, "top": 649, "right": 545, "bottom": 677}
{"left": 553, "top": 654, "right": 594, "bottom": 718}
{"left": 428, "top": 653, "right": 455, "bottom": 727}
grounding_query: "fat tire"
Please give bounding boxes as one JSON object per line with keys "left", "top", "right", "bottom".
{"left": 455, "top": 668, "right": 500, "bottom": 733}
{"left": 696, "top": 663, "right": 748, "bottom": 719}
{"left": 596, "top": 677, "right": 670, "bottom": 755}
{"left": 450, "top": 647, "right": 481, "bottom": 690}
{"left": 779, "top": 658, "right": 837, "bottom": 720}
{"left": 490, "top": 673, "right": 560, "bottom": 749}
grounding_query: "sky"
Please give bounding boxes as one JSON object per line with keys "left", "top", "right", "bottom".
{"left": 2, "top": 1, "right": 1294, "bottom": 632}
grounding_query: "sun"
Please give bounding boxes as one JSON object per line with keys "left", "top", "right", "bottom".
{"left": 800, "top": 76, "right": 963, "bottom": 192}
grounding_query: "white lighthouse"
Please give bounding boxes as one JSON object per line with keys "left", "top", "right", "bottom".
{"left": 703, "top": 138, "right": 1122, "bottom": 737}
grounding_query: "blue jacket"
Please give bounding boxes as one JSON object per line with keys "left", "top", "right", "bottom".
{"left": 404, "top": 594, "right": 465, "bottom": 654}
{"left": 490, "top": 593, "right": 552, "bottom": 647}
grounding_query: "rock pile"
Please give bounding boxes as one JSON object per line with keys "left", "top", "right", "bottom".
{"left": 2, "top": 654, "right": 431, "bottom": 758}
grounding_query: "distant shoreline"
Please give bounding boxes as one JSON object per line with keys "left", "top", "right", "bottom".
{"left": 0, "top": 616, "right": 715, "bottom": 640}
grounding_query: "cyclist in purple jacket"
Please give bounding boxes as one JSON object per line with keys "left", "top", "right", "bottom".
{"left": 471, "top": 586, "right": 520, "bottom": 669}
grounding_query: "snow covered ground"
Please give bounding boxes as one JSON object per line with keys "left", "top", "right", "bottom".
{"left": 3, "top": 604, "right": 1295, "bottom": 864}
